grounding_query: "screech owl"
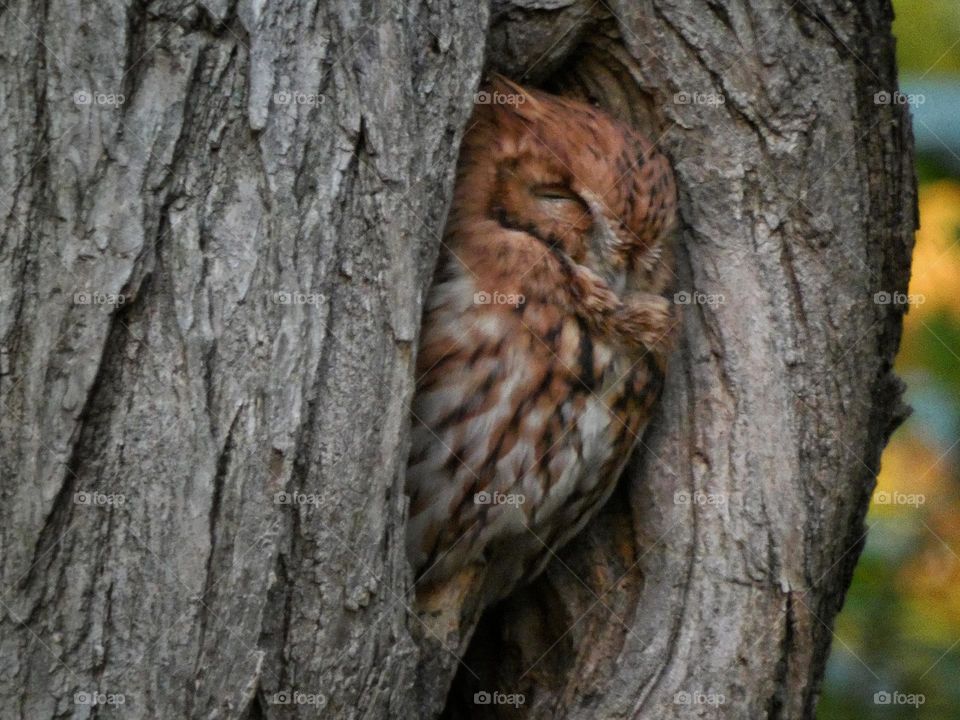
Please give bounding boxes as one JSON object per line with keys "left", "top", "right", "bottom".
{"left": 406, "top": 76, "right": 677, "bottom": 610}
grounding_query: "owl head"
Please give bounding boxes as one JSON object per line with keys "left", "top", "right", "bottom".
{"left": 459, "top": 76, "right": 677, "bottom": 294}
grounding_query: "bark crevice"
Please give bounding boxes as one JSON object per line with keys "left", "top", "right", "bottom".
{"left": 0, "top": 1, "right": 913, "bottom": 718}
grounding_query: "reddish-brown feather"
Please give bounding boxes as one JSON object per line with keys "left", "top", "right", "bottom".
{"left": 406, "top": 77, "right": 677, "bottom": 608}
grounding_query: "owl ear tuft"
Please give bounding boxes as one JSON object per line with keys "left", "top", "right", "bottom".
{"left": 483, "top": 74, "right": 545, "bottom": 121}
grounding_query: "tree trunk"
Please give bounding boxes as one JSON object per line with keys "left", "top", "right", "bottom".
{"left": 0, "top": 1, "right": 913, "bottom": 719}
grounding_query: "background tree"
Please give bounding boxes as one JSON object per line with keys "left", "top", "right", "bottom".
{"left": 0, "top": 1, "right": 914, "bottom": 718}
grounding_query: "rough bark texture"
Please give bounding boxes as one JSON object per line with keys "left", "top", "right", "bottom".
{"left": 0, "top": 1, "right": 913, "bottom": 720}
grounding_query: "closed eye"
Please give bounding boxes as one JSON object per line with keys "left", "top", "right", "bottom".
{"left": 532, "top": 184, "right": 582, "bottom": 202}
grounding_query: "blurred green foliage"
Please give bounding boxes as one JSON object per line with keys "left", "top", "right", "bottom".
{"left": 818, "top": 2, "right": 960, "bottom": 718}
{"left": 893, "top": 0, "right": 960, "bottom": 76}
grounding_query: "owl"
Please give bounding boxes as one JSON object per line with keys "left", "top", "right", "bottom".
{"left": 406, "top": 77, "right": 677, "bottom": 612}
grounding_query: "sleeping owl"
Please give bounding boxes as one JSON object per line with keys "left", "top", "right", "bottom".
{"left": 406, "top": 76, "right": 677, "bottom": 611}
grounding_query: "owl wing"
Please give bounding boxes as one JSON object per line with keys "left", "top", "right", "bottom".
{"left": 406, "top": 240, "right": 662, "bottom": 596}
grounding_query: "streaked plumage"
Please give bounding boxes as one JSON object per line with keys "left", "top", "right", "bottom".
{"left": 406, "top": 77, "right": 677, "bottom": 608}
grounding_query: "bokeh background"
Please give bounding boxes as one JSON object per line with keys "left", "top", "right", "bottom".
{"left": 818, "top": 2, "right": 960, "bottom": 717}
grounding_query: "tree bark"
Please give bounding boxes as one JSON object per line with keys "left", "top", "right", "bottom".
{"left": 0, "top": 1, "right": 913, "bottom": 720}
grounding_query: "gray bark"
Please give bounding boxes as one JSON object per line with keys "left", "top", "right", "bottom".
{"left": 0, "top": 1, "right": 913, "bottom": 720}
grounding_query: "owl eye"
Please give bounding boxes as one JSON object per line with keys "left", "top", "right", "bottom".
{"left": 532, "top": 185, "right": 580, "bottom": 202}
